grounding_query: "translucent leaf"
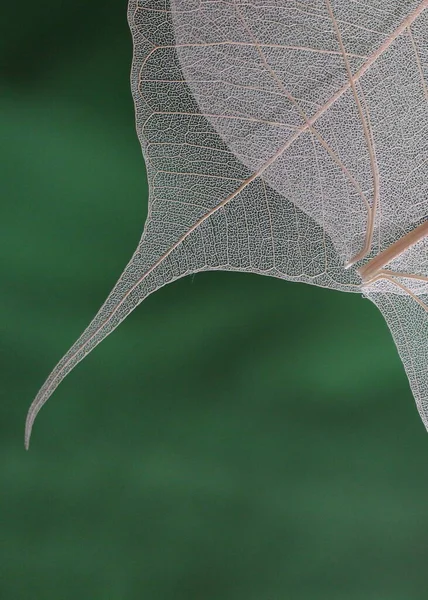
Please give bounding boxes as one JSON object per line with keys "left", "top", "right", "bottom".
{"left": 25, "top": 0, "right": 428, "bottom": 447}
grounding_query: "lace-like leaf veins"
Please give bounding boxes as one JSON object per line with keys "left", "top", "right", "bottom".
{"left": 25, "top": 0, "right": 428, "bottom": 448}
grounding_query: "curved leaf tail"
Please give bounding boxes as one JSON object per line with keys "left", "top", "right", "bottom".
{"left": 25, "top": 241, "right": 180, "bottom": 449}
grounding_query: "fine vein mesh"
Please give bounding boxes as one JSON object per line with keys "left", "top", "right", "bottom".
{"left": 130, "top": 0, "right": 359, "bottom": 290}
{"left": 25, "top": 0, "right": 428, "bottom": 446}
{"left": 170, "top": 0, "right": 428, "bottom": 266}
{"left": 366, "top": 290, "right": 428, "bottom": 427}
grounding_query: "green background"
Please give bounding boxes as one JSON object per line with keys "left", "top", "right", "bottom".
{"left": 2, "top": 1, "right": 428, "bottom": 598}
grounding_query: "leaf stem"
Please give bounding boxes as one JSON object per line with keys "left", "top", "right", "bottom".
{"left": 358, "top": 220, "right": 428, "bottom": 284}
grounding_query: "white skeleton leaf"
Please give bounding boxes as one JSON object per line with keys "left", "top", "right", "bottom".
{"left": 25, "top": 0, "right": 428, "bottom": 448}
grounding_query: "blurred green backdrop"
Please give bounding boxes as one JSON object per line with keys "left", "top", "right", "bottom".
{"left": 2, "top": 1, "right": 428, "bottom": 599}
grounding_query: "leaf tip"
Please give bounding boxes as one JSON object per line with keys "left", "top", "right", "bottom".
{"left": 24, "top": 399, "right": 39, "bottom": 451}
{"left": 24, "top": 415, "right": 33, "bottom": 451}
